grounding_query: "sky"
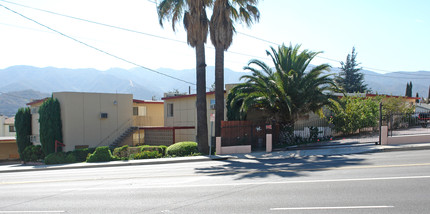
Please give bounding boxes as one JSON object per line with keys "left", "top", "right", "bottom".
{"left": 0, "top": 0, "right": 429, "bottom": 74}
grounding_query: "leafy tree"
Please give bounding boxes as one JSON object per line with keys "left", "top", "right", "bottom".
{"left": 14, "top": 107, "right": 32, "bottom": 160}
{"left": 39, "top": 97, "right": 63, "bottom": 155}
{"left": 328, "top": 96, "right": 380, "bottom": 134}
{"left": 157, "top": 0, "right": 210, "bottom": 154}
{"left": 228, "top": 44, "right": 339, "bottom": 126}
{"left": 335, "top": 47, "right": 367, "bottom": 93}
{"left": 210, "top": 0, "right": 260, "bottom": 137}
{"left": 382, "top": 96, "right": 414, "bottom": 115}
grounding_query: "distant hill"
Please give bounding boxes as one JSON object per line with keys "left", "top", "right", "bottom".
{"left": 0, "top": 65, "right": 429, "bottom": 116}
{"left": 0, "top": 90, "right": 50, "bottom": 117}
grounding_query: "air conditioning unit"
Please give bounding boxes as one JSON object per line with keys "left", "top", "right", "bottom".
{"left": 29, "top": 135, "right": 36, "bottom": 143}
{"left": 100, "top": 113, "right": 108, "bottom": 119}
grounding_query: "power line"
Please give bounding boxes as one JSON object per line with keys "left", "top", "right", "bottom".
{"left": 0, "top": 3, "right": 198, "bottom": 87}
{"left": 0, "top": 0, "right": 273, "bottom": 62}
{"left": 1, "top": 0, "right": 426, "bottom": 76}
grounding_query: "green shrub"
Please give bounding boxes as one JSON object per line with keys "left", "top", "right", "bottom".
{"left": 86, "top": 146, "right": 117, "bottom": 162}
{"left": 70, "top": 148, "right": 95, "bottom": 162}
{"left": 166, "top": 142, "right": 198, "bottom": 157}
{"left": 113, "top": 145, "right": 130, "bottom": 159}
{"left": 22, "top": 145, "right": 45, "bottom": 163}
{"left": 44, "top": 152, "right": 76, "bottom": 165}
{"left": 133, "top": 150, "right": 162, "bottom": 160}
{"left": 139, "top": 145, "right": 168, "bottom": 156}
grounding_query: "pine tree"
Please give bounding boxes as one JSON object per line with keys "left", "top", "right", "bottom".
{"left": 39, "top": 97, "right": 63, "bottom": 155}
{"left": 336, "top": 47, "right": 367, "bottom": 93}
{"left": 405, "top": 82, "right": 410, "bottom": 97}
{"left": 14, "top": 107, "right": 32, "bottom": 160}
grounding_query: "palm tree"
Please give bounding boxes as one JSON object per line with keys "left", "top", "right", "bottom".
{"left": 157, "top": 0, "right": 212, "bottom": 154}
{"left": 210, "top": 0, "right": 260, "bottom": 137}
{"left": 228, "top": 44, "right": 339, "bottom": 126}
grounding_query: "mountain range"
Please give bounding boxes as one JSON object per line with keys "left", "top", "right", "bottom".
{"left": 0, "top": 65, "right": 429, "bottom": 116}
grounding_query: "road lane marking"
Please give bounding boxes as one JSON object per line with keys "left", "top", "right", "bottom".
{"left": 2, "top": 162, "right": 430, "bottom": 185}
{"left": 270, "top": 206, "right": 394, "bottom": 211}
{"left": 56, "top": 175, "right": 430, "bottom": 190}
{"left": 0, "top": 211, "right": 65, "bottom": 213}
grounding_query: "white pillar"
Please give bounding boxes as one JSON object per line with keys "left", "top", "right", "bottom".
{"left": 216, "top": 137, "right": 222, "bottom": 155}
{"left": 266, "top": 134, "right": 272, "bottom": 152}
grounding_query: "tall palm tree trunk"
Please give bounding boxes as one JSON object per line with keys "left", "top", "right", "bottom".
{"left": 196, "top": 42, "right": 209, "bottom": 154}
{"left": 215, "top": 47, "right": 224, "bottom": 137}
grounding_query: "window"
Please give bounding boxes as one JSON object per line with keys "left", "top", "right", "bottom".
{"left": 138, "top": 106, "right": 147, "bottom": 116}
{"left": 133, "top": 107, "right": 138, "bottom": 116}
{"left": 9, "top": 125, "right": 15, "bottom": 132}
{"left": 100, "top": 113, "right": 108, "bottom": 119}
{"left": 167, "top": 103, "right": 174, "bottom": 117}
{"left": 210, "top": 99, "right": 215, "bottom": 110}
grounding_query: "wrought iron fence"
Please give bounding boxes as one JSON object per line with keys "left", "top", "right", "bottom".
{"left": 383, "top": 111, "right": 430, "bottom": 137}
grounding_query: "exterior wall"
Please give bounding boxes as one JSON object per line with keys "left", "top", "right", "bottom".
{"left": 163, "top": 92, "right": 228, "bottom": 144}
{"left": 0, "top": 139, "right": 19, "bottom": 160}
{"left": 133, "top": 101, "right": 164, "bottom": 127}
{"left": 0, "top": 116, "right": 15, "bottom": 137}
{"left": 164, "top": 96, "right": 196, "bottom": 143}
{"left": 29, "top": 102, "right": 44, "bottom": 145}
{"left": 53, "top": 92, "right": 133, "bottom": 151}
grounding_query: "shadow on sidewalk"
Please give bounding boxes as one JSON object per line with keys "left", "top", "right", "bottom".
{"left": 196, "top": 155, "right": 366, "bottom": 180}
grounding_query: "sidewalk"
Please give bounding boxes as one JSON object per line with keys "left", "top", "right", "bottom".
{"left": 1, "top": 142, "right": 429, "bottom": 174}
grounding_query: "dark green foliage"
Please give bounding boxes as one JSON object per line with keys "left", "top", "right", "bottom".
{"left": 39, "top": 97, "right": 63, "bottom": 155}
{"left": 166, "top": 141, "right": 198, "bottom": 157}
{"left": 44, "top": 152, "right": 76, "bottom": 165}
{"left": 70, "top": 148, "right": 95, "bottom": 162}
{"left": 132, "top": 150, "right": 162, "bottom": 160}
{"left": 15, "top": 107, "right": 32, "bottom": 160}
{"left": 405, "top": 82, "right": 413, "bottom": 97}
{"left": 21, "top": 145, "right": 45, "bottom": 163}
{"left": 228, "top": 44, "right": 339, "bottom": 124}
{"left": 113, "top": 145, "right": 130, "bottom": 159}
{"left": 140, "top": 145, "right": 168, "bottom": 156}
{"left": 86, "top": 146, "right": 117, "bottom": 162}
{"left": 335, "top": 47, "right": 367, "bottom": 93}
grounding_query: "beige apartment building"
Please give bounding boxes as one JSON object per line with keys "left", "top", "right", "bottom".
{"left": 28, "top": 92, "right": 133, "bottom": 152}
{"left": 0, "top": 115, "right": 18, "bottom": 160}
{"left": 161, "top": 88, "right": 229, "bottom": 144}
{"left": 133, "top": 99, "right": 164, "bottom": 127}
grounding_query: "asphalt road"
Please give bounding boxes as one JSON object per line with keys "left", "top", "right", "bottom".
{"left": 1, "top": 150, "right": 430, "bottom": 214}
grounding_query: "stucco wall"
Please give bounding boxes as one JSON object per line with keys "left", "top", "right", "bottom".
{"left": 0, "top": 141, "right": 19, "bottom": 160}
{"left": 163, "top": 93, "right": 227, "bottom": 143}
{"left": 133, "top": 102, "right": 164, "bottom": 127}
{"left": 53, "top": 92, "right": 132, "bottom": 151}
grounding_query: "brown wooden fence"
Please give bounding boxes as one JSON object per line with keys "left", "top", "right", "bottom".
{"left": 221, "top": 121, "right": 268, "bottom": 150}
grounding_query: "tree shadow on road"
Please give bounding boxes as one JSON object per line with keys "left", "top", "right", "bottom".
{"left": 195, "top": 155, "right": 366, "bottom": 180}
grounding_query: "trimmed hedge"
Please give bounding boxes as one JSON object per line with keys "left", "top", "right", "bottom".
{"left": 139, "top": 145, "right": 168, "bottom": 156}
{"left": 133, "top": 150, "right": 162, "bottom": 160}
{"left": 166, "top": 141, "right": 199, "bottom": 157}
{"left": 22, "top": 145, "right": 45, "bottom": 163}
{"left": 113, "top": 145, "right": 130, "bottom": 159}
{"left": 86, "top": 146, "right": 118, "bottom": 162}
{"left": 44, "top": 152, "right": 76, "bottom": 165}
{"left": 71, "top": 148, "right": 95, "bottom": 162}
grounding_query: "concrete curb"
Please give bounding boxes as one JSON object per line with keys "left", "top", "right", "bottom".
{"left": 1, "top": 144, "right": 428, "bottom": 173}
{"left": 0, "top": 156, "right": 228, "bottom": 174}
